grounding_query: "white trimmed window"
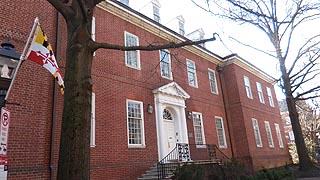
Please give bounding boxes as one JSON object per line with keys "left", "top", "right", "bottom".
{"left": 252, "top": 118, "right": 262, "bottom": 147}
{"left": 119, "top": 0, "right": 129, "bottom": 5}
{"left": 153, "top": 4, "right": 160, "bottom": 22}
{"left": 187, "top": 59, "right": 198, "bottom": 87}
{"left": 91, "top": 17, "right": 96, "bottom": 56}
{"left": 275, "top": 123, "right": 284, "bottom": 148}
{"left": 208, "top": 69, "right": 218, "bottom": 94}
{"left": 179, "top": 20, "right": 185, "bottom": 35}
{"left": 285, "top": 116, "right": 291, "bottom": 125}
{"left": 90, "top": 93, "right": 96, "bottom": 147}
{"left": 264, "top": 121, "right": 274, "bottom": 148}
{"left": 256, "top": 82, "right": 265, "bottom": 103}
{"left": 289, "top": 131, "right": 295, "bottom": 141}
{"left": 125, "top": 32, "right": 140, "bottom": 69}
{"left": 192, "top": 112, "right": 206, "bottom": 147}
{"left": 160, "top": 50, "right": 172, "bottom": 79}
{"left": 244, "top": 76, "right": 253, "bottom": 99}
{"left": 215, "top": 117, "right": 227, "bottom": 148}
{"left": 127, "top": 100, "right": 145, "bottom": 147}
{"left": 267, "top": 87, "right": 275, "bottom": 107}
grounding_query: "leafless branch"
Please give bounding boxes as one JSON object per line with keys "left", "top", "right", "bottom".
{"left": 295, "top": 94, "right": 320, "bottom": 101}
{"left": 229, "top": 36, "right": 276, "bottom": 58}
{"left": 288, "top": 35, "right": 320, "bottom": 75}
{"left": 90, "top": 35, "right": 216, "bottom": 52}
{"left": 295, "top": 86, "right": 320, "bottom": 99}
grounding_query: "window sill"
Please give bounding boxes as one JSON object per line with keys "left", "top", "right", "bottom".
{"left": 128, "top": 145, "right": 146, "bottom": 148}
{"left": 126, "top": 64, "right": 141, "bottom": 70}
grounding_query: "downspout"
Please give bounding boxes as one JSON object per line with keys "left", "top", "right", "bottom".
{"left": 49, "top": 12, "right": 61, "bottom": 180}
{"left": 216, "top": 65, "right": 234, "bottom": 158}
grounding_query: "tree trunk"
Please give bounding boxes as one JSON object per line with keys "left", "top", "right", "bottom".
{"left": 57, "top": 21, "right": 93, "bottom": 180}
{"left": 279, "top": 57, "right": 314, "bottom": 171}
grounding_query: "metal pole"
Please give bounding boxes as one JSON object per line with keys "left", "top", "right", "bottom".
{"left": 4, "top": 17, "right": 39, "bottom": 102}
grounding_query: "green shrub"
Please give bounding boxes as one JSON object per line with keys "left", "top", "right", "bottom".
{"left": 173, "top": 161, "right": 293, "bottom": 180}
{"left": 173, "top": 164, "right": 205, "bottom": 180}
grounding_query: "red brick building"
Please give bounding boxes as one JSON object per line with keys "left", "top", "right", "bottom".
{"left": 0, "top": 0, "right": 291, "bottom": 179}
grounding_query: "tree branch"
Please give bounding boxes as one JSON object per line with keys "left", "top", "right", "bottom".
{"left": 295, "top": 86, "right": 320, "bottom": 99}
{"left": 229, "top": 36, "right": 276, "bottom": 58}
{"left": 90, "top": 35, "right": 217, "bottom": 52}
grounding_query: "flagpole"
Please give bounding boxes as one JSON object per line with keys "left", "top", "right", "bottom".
{"left": 5, "top": 17, "right": 39, "bottom": 102}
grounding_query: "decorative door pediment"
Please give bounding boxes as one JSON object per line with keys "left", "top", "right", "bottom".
{"left": 152, "top": 82, "right": 190, "bottom": 99}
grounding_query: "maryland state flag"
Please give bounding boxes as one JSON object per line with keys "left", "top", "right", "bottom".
{"left": 26, "top": 25, "right": 65, "bottom": 94}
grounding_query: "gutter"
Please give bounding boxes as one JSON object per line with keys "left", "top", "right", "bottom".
{"left": 49, "top": 12, "right": 61, "bottom": 180}
{"left": 217, "top": 65, "right": 234, "bottom": 158}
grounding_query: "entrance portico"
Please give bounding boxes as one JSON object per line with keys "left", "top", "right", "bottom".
{"left": 152, "top": 82, "right": 190, "bottom": 160}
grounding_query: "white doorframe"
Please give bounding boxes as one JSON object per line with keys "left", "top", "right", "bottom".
{"left": 153, "top": 82, "right": 190, "bottom": 160}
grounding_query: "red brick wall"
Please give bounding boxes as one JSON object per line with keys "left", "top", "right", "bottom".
{"left": 1, "top": 1, "right": 290, "bottom": 179}
{"left": 223, "top": 63, "right": 291, "bottom": 172}
{"left": 0, "top": 1, "right": 60, "bottom": 179}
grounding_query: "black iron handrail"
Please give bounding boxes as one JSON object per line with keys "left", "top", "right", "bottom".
{"left": 157, "top": 143, "right": 230, "bottom": 179}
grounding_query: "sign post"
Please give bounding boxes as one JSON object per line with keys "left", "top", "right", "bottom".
{"left": 0, "top": 107, "right": 10, "bottom": 179}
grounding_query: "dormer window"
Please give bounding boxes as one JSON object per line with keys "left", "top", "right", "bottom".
{"left": 178, "top": 20, "right": 185, "bottom": 35}
{"left": 119, "top": 0, "right": 129, "bottom": 5}
{"left": 177, "top": 16, "right": 185, "bottom": 36}
{"left": 152, "top": 0, "right": 160, "bottom": 22}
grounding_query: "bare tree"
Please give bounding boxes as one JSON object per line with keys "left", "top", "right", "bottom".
{"left": 192, "top": 0, "right": 320, "bottom": 172}
{"left": 45, "top": 0, "right": 215, "bottom": 179}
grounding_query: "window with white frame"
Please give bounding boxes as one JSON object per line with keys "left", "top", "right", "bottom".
{"left": 193, "top": 112, "right": 205, "bottom": 147}
{"left": 90, "top": 93, "right": 96, "bottom": 147}
{"left": 285, "top": 116, "right": 291, "bottom": 125}
{"left": 179, "top": 20, "right": 185, "bottom": 35}
{"left": 160, "top": 50, "right": 172, "bottom": 79}
{"left": 264, "top": 121, "right": 274, "bottom": 148}
{"left": 275, "top": 124, "right": 284, "bottom": 148}
{"left": 153, "top": 4, "right": 160, "bottom": 22}
{"left": 252, "top": 118, "right": 262, "bottom": 147}
{"left": 91, "top": 17, "right": 96, "bottom": 56}
{"left": 208, "top": 69, "right": 218, "bottom": 94}
{"left": 256, "top": 82, "right": 265, "bottom": 103}
{"left": 267, "top": 87, "right": 274, "bottom": 107}
{"left": 244, "top": 76, "right": 253, "bottom": 99}
{"left": 125, "top": 32, "right": 140, "bottom": 69}
{"left": 119, "top": 0, "right": 129, "bottom": 5}
{"left": 127, "top": 100, "right": 145, "bottom": 147}
{"left": 215, "top": 117, "right": 227, "bottom": 148}
{"left": 289, "top": 131, "right": 295, "bottom": 141}
{"left": 187, "top": 59, "right": 198, "bottom": 87}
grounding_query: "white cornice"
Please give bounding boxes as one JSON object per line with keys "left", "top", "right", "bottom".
{"left": 98, "top": 1, "right": 222, "bottom": 65}
{"left": 97, "top": 1, "right": 275, "bottom": 84}
{"left": 223, "top": 55, "right": 276, "bottom": 84}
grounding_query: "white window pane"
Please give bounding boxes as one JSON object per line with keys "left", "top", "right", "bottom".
{"left": 208, "top": 70, "right": 218, "bottom": 94}
{"left": 252, "top": 119, "right": 262, "bottom": 147}
{"left": 275, "top": 124, "right": 284, "bottom": 148}
{"left": 187, "top": 60, "right": 197, "bottom": 87}
{"left": 193, "top": 113, "right": 205, "bottom": 146}
{"left": 160, "top": 50, "right": 171, "bottom": 78}
{"left": 215, "top": 117, "right": 227, "bottom": 148}
{"left": 125, "top": 32, "right": 139, "bottom": 68}
{"left": 244, "top": 76, "right": 252, "bottom": 98}
{"left": 256, "top": 82, "right": 265, "bottom": 103}
{"left": 265, "top": 121, "right": 274, "bottom": 148}
{"left": 127, "top": 100, "right": 144, "bottom": 146}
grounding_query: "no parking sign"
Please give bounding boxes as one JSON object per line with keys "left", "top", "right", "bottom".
{"left": 0, "top": 108, "right": 10, "bottom": 166}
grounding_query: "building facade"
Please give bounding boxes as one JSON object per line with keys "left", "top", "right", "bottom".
{"left": 0, "top": 0, "right": 291, "bottom": 179}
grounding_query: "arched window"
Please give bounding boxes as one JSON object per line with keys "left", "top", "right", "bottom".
{"left": 163, "top": 109, "right": 173, "bottom": 120}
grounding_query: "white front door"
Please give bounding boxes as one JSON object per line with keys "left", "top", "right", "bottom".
{"left": 165, "top": 121, "right": 176, "bottom": 153}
